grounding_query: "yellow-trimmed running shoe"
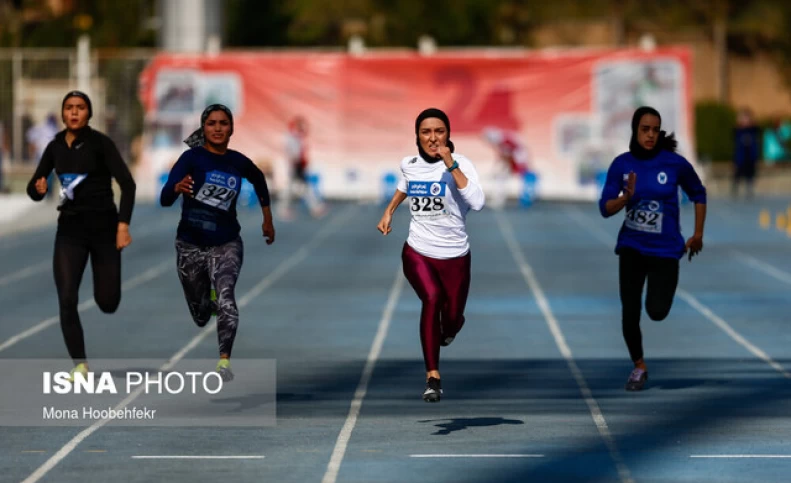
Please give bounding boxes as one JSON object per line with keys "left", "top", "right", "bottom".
{"left": 68, "top": 362, "right": 89, "bottom": 383}
{"left": 216, "top": 358, "right": 234, "bottom": 382}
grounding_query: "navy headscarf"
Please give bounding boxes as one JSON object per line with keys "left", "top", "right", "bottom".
{"left": 184, "top": 104, "right": 234, "bottom": 148}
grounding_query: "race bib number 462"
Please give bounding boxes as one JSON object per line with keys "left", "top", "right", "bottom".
{"left": 195, "top": 170, "right": 240, "bottom": 211}
{"left": 407, "top": 181, "right": 447, "bottom": 217}
{"left": 625, "top": 199, "right": 663, "bottom": 234}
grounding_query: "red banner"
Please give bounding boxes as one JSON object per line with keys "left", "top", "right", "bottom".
{"left": 137, "top": 47, "right": 693, "bottom": 201}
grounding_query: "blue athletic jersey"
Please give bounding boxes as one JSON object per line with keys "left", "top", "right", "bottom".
{"left": 160, "top": 147, "right": 271, "bottom": 247}
{"left": 598, "top": 150, "right": 706, "bottom": 259}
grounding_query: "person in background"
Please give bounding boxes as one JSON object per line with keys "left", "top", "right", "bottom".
{"left": 278, "top": 115, "right": 327, "bottom": 221}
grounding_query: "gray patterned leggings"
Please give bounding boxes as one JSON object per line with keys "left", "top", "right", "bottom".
{"left": 175, "top": 237, "right": 243, "bottom": 358}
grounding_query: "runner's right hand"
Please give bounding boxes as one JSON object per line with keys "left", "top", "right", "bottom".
{"left": 174, "top": 175, "right": 194, "bottom": 197}
{"left": 35, "top": 177, "right": 48, "bottom": 195}
{"left": 623, "top": 171, "right": 636, "bottom": 200}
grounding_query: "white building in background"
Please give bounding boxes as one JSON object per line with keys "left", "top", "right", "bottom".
{"left": 158, "top": 0, "right": 224, "bottom": 53}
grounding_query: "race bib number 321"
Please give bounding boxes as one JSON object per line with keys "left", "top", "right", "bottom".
{"left": 625, "top": 199, "right": 663, "bottom": 234}
{"left": 195, "top": 170, "right": 240, "bottom": 211}
{"left": 407, "top": 181, "right": 447, "bottom": 217}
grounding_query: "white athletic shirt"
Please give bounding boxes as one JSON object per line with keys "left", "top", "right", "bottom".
{"left": 397, "top": 153, "right": 485, "bottom": 259}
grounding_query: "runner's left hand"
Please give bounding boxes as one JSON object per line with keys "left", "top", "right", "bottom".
{"left": 116, "top": 225, "right": 132, "bottom": 250}
{"left": 684, "top": 234, "right": 703, "bottom": 261}
{"left": 262, "top": 221, "right": 275, "bottom": 245}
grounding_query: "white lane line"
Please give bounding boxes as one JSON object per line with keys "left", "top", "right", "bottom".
{"left": 0, "top": 262, "right": 171, "bottom": 354}
{"left": 690, "top": 455, "right": 791, "bottom": 459}
{"left": 410, "top": 454, "right": 544, "bottom": 458}
{"left": 0, "top": 210, "right": 261, "bottom": 354}
{"left": 731, "top": 250, "right": 791, "bottom": 285}
{"left": 20, "top": 205, "right": 357, "bottom": 483}
{"left": 132, "top": 455, "right": 265, "bottom": 460}
{"left": 675, "top": 290, "right": 791, "bottom": 379}
{"left": 0, "top": 261, "right": 49, "bottom": 287}
{"left": 496, "top": 212, "right": 634, "bottom": 483}
{"left": 564, "top": 205, "right": 791, "bottom": 380}
{"left": 321, "top": 268, "right": 405, "bottom": 483}
{"left": 0, "top": 215, "right": 175, "bottom": 288}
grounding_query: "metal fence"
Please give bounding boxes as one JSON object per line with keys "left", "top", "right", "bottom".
{"left": 0, "top": 47, "right": 155, "bottom": 191}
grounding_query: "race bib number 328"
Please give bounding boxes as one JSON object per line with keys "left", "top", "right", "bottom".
{"left": 195, "top": 170, "right": 240, "bottom": 211}
{"left": 625, "top": 199, "right": 663, "bottom": 234}
{"left": 407, "top": 181, "right": 447, "bottom": 217}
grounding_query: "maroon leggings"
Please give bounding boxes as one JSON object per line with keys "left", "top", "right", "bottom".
{"left": 401, "top": 243, "right": 471, "bottom": 372}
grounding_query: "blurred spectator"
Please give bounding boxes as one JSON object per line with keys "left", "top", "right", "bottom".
{"left": 732, "top": 108, "right": 761, "bottom": 199}
{"left": 762, "top": 116, "right": 791, "bottom": 164}
{"left": 278, "top": 116, "right": 327, "bottom": 220}
{"left": 481, "top": 126, "right": 529, "bottom": 210}
{"left": 0, "top": 120, "right": 6, "bottom": 193}
{"left": 26, "top": 113, "right": 60, "bottom": 198}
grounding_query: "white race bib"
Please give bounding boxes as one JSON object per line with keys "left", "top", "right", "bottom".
{"left": 625, "top": 199, "right": 663, "bottom": 234}
{"left": 407, "top": 181, "right": 448, "bottom": 219}
{"left": 194, "top": 170, "right": 240, "bottom": 211}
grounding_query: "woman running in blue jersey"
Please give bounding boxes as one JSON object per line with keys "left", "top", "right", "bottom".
{"left": 377, "top": 108, "right": 485, "bottom": 402}
{"left": 160, "top": 104, "right": 275, "bottom": 382}
{"left": 599, "top": 106, "right": 707, "bottom": 391}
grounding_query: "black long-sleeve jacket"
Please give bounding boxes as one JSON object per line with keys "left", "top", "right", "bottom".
{"left": 26, "top": 126, "right": 136, "bottom": 224}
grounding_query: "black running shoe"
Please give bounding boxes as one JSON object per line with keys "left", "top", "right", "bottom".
{"left": 440, "top": 335, "right": 455, "bottom": 347}
{"left": 625, "top": 368, "right": 648, "bottom": 391}
{"left": 422, "top": 377, "right": 442, "bottom": 402}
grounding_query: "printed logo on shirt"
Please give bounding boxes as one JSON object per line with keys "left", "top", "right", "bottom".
{"left": 409, "top": 157, "right": 418, "bottom": 164}
{"left": 195, "top": 170, "right": 240, "bottom": 211}
{"left": 407, "top": 180, "right": 448, "bottom": 218}
{"left": 625, "top": 199, "right": 663, "bottom": 234}
{"left": 407, "top": 181, "right": 446, "bottom": 197}
{"left": 657, "top": 171, "right": 668, "bottom": 184}
{"left": 57, "top": 173, "right": 88, "bottom": 206}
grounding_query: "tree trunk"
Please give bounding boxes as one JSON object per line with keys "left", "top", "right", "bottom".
{"left": 610, "top": 0, "right": 626, "bottom": 47}
{"left": 713, "top": 0, "right": 729, "bottom": 103}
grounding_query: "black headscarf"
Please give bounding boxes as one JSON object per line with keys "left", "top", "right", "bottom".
{"left": 184, "top": 104, "right": 235, "bottom": 148}
{"left": 415, "top": 108, "right": 455, "bottom": 163}
{"left": 629, "top": 106, "right": 678, "bottom": 160}
{"left": 61, "top": 90, "right": 93, "bottom": 120}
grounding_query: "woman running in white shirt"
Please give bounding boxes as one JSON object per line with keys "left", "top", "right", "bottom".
{"left": 377, "top": 108, "right": 485, "bottom": 402}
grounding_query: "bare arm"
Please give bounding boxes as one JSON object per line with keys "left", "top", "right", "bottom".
{"left": 685, "top": 202, "right": 706, "bottom": 261}
{"left": 377, "top": 190, "right": 407, "bottom": 235}
{"left": 261, "top": 205, "right": 275, "bottom": 245}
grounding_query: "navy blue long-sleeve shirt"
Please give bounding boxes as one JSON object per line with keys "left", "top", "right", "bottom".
{"left": 160, "top": 147, "right": 271, "bottom": 247}
{"left": 599, "top": 150, "right": 707, "bottom": 259}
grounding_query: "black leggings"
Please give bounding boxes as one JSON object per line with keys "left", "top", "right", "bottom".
{"left": 54, "top": 213, "right": 121, "bottom": 364}
{"left": 618, "top": 247, "right": 679, "bottom": 363}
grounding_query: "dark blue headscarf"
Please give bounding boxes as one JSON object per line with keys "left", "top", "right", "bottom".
{"left": 184, "top": 104, "right": 234, "bottom": 148}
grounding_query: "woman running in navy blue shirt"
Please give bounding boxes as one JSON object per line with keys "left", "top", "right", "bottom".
{"left": 160, "top": 104, "right": 275, "bottom": 381}
{"left": 599, "top": 106, "right": 707, "bottom": 391}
